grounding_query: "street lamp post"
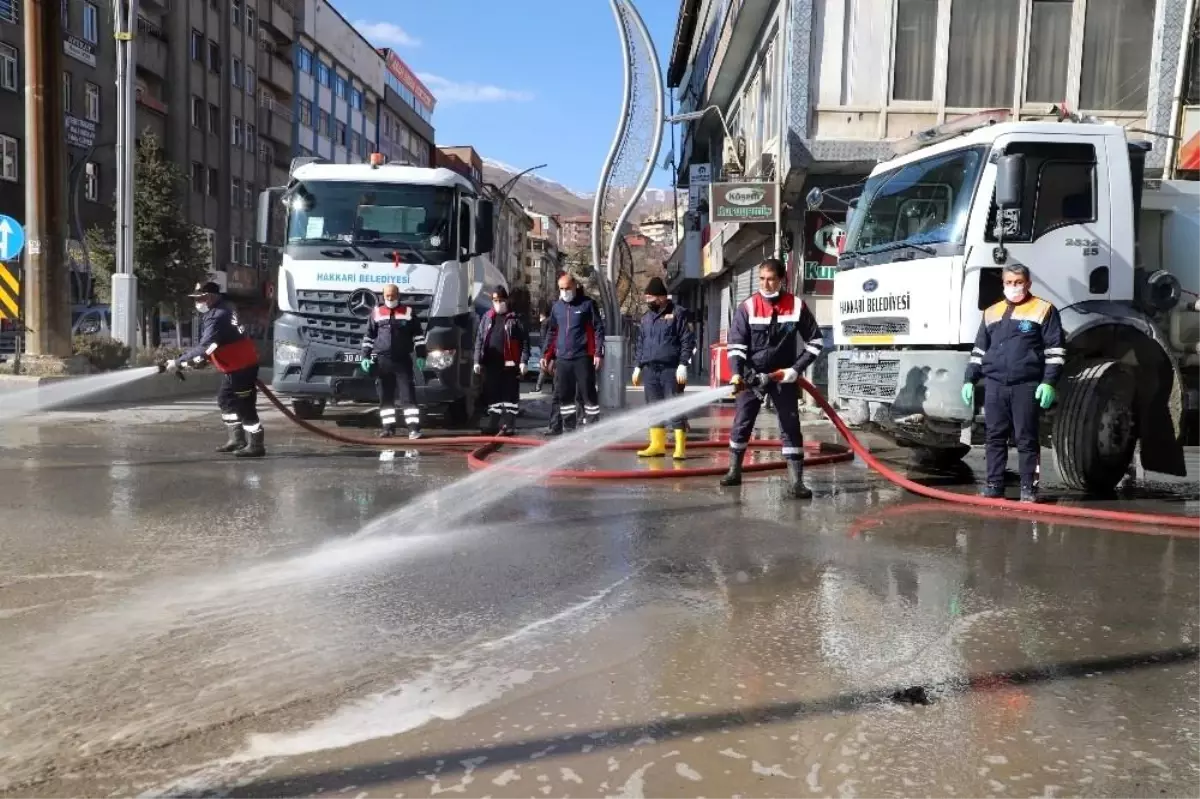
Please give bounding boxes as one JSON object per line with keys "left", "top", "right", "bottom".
{"left": 492, "top": 163, "right": 546, "bottom": 297}
{"left": 111, "top": 0, "right": 139, "bottom": 353}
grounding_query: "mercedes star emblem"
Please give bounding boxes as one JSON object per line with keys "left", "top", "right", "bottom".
{"left": 347, "top": 288, "right": 378, "bottom": 317}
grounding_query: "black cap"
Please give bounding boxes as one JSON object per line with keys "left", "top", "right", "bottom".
{"left": 492, "top": 285, "right": 509, "bottom": 300}
{"left": 188, "top": 281, "right": 223, "bottom": 297}
{"left": 644, "top": 276, "right": 668, "bottom": 297}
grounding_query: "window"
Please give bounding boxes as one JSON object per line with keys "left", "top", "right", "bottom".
{"left": 317, "top": 109, "right": 330, "bottom": 137}
{"left": 245, "top": 182, "right": 254, "bottom": 209}
{"left": 298, "top": 97, "right": 312, "bottom": 126}
{"left": 246, "top": 123, "right": 256, "bottom": 150}
{"left": 84, "top": 82, "right": 100, "bottom": 122}
{"left": 191, "top": 161, "right": 204, "bottom": 190}
{"left": 84, "top": 162, "right": 99, "bottom": 201}
{"left": 0, "top": 44, "right": 17, "bottom": 92}
{"left": 1025, "top": 0, "right": 1072, "bottom": 104}
{"left": 335, "top": 76, "right": 346, "bottom": 98}
{"left": 244, "top": 240, "right": 253, "bottom": 265}
{"left": 209, "top": 41, "right": 221, "bottom": 74}
{"left": 246, "top": 8, "right": 256, "bottom": 37}
{"left": 760, "top": 40, "right": 775, "bottom": 146}
{"left": 233, "top": 117, "right": 243, "bottom": 148}
{"left": 298, "top": 47, "right": 313, "bottom": 74}
{"left": 191, "top": 30, "right": 203, "bottom": 61}
{"left": 945, "top": 0, "right": 1019, "bottom": 108}
{"left": 0, "top": 135, "right": 17, "bottom": 182}
{"left": 207, "top": 167, "right": 218, "bottom": 197}
{"left": 232, "top": 0, "right": 242, "bottom": 28}
{"left": 82, "top": 2, "right": 98, "bottom": 43}
{"left": 231, "top": 238, "right": 241, "bottom": 264}
{"left": 985, "top": 142, "right": 1096, "bottom": 242}
{"left": 232, "top": 178, "right": 242, "bottom": 207}
{"left": 191, "top": 95, "right": 203, "bottom": 128}
{"left": 63, "top": 72, "right": 71, "bottom": 113}
{"left": 1080, "top": 0, "right": 1155, "bottom": 110}
{"left": 892, "top": 0, "right": 936, "bottom": 101}
{"left": 350, "top": 131, "right": 361, "bottom": 156}
{"left": 246, "top": 67, "right": 255, "bottom": 95}
{"left": 316, "top": 61, "right": 330, "bottom": 87}
{"left": 61, "top": 0, "right": 69, "bottom": 28}
{"left": 334, "top": 120, "right": 347, "bottom": 147}
{"left": 350, "top": 89, "right": 362, "bottom": 110}
{"left": 232, "top": 57, "right": 243, "bottom": 88}
{"left": 209, "top": 103, "right": 220, "bottom": 134}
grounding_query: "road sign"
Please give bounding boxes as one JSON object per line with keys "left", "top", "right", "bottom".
{"left": 0, "top": 261, "right": 19, "bottom": 321}
{"left": 0, "top": 215, "right": 25, "bottom": 261}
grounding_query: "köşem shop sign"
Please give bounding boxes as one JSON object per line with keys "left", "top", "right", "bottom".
{"left": 708, "top": 182, "right": 778, "bottom": 224}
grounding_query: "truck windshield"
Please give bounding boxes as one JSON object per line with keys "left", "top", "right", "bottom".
{"left": 285, "top": 181, "right": 456, "bottom": 264}
{"left": 842, "top": 145, "right": 985, "bottom": 259}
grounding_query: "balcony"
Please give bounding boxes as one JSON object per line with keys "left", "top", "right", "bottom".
{"left": 262, "top": 0, "right": 295, "bottom": 43}
{"left": 256, "top": 41, "right": 293, "bottom": 94}
{"left": 700, "top": 0, "right": 774, "bottom": 113}
{"left": 136, "top": 16, "right": 168, "bottom": 78}
{"left": 258, "top": 95, "right": 293, "bottom": 146}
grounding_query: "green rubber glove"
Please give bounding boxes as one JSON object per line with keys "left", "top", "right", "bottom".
{"left": 359, "top": 358, "right": 373, "bottom": 374}
{"left": 416, "top": 357, "right": 427, "bottom": 371}
{"left": 1035, "top": 383, "right": 1056, "bottom": 409}
{"left": 961, "top": 383, "right": 974, "bottom": 406}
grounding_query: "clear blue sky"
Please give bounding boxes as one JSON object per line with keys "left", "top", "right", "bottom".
{"left": 335, "top": 0, "right": 680, "bottom": 193}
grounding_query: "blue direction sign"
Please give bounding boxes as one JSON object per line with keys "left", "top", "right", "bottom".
{"left": 0, "top": 215, "right": 25, "bottom": 261}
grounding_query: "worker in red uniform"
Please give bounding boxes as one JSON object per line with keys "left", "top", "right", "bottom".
{"left": 473, "top": 286, "right": 529, "bottom": 436}
{"left": 722, "top": 259, "right": 825, "bottom": 498}
{"left": 165, "top": 281, "right": 265, "bottom": 457}
{"left": 361, "top": 283, "right": 427, "bottom": 439}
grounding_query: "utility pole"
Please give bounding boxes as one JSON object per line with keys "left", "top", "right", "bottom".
{"left": 22, "top": 0, "right": 72, "bottom": 356}
{"left": 110, "top": 0, "right": 138, "bottom": 352}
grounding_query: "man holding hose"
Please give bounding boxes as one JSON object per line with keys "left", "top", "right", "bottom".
{"left": 722, "top": 258, "right": 825, "bottom": 498}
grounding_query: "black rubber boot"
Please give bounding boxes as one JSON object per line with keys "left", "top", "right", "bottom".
{"left": 498, "top": 413, "right": 515, "bottom": 437}
{"left": 981, "top": 484, "right": 1005, "bottom": 499}
{"left": 215, "top": 425, "right": 246, "bottom": 453}
{"left": 787, "top": 460, "right": 813, "bottom": 499}
{"left": 378, "top": 424, "right": 396, "bottom": 439}
{"left": 1019, "top": 484, "right": 1038, "bottom": 503}
{"left": 234, "top": 429, "right": 265, "bottom": 458}
{"left": 543, "top": 426, "right": 562, "bottom": 437}
{"left": 719, "top": 449, "right": 746, "bottom": 487}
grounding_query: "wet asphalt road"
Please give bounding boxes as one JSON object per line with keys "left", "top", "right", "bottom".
{"left": 0, "top": 396, "right": 1197, "bottom": 798}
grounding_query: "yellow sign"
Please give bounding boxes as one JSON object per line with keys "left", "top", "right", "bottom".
{"left": 0, "top": 262, "right": 18, "bottom": 320}
{"left": 848, "top": 334, "right": 895, "bottom": 346}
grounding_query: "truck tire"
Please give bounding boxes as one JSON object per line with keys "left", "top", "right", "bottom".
{"left": 1051, "top": 360, "right": 1137, "bottom": 494}
{"left": 911, "top": 444, "right": 971, "bottom": 468}
{"left": 291, "top": 399, "right": 326, "bottom": 420}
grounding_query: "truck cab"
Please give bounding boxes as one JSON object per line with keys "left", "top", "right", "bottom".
{"left": 257, "top": 156, "right": 501, "bottom": 423}
{"left": 827, "top": 115, "right": 1198, "bottom": 492}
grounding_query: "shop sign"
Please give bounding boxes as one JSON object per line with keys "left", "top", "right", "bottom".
{"left": 709, "top": 182, "right": 777, "bottom": 224}
{"left": 64, "top": 35, "right": 96, "bottom": 68}
{"left": 226, "top": 265, "right": 258, "bottom": 293}
{"left": 65, "top": 115, "right": 96, "bottom": 149}
{"left": 802, "top": 210, "right": 845, "bottom": 297}
{"left": 688, "top": 163, "right": 712, "bottom": 212}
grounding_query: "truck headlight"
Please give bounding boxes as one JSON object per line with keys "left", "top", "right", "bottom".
{"left": 426, "top": 349, "right": 456, "bottom": 370}
{"left": 274, "top": 341, "right": 304, "bottom": 364}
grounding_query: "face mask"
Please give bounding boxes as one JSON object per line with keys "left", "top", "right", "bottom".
{"left": 760, "top": 288, "right": 780, "bottom": 299}
{"left": 1003, "top": 285, "right": 1027, "bottom": 303}
{"left": 384, "top": 298, "right": 400, "bottom": 309}
{"left": 194, "top": 302, "right": 209, "bottom": 314}
{"left": 494, "top": 301, "right": 508, "bottom": 314}
{"left": 646, "top": 300, "right": 661, "bottom": 312}
{"left": 560, "top": 289, "right": 575, "bottom": 302}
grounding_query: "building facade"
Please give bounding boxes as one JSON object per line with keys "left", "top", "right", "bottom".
{"left": 667, "top": 0, "right": 1197, "bottom": 380}
{"left": 436, "top": 145, "right": 483, "bottom": 187}
{"left": 524, "top": 211, "right": 562, "bottom": 309}
{"left": 377, "top": 47, "right": 435, "bottom": 166}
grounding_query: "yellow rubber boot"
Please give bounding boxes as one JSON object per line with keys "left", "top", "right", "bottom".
{"left": 672, "top": 428, "right": 687, "bottom": 460}
{"left": 637, "top": 427, "right": 668, "bottom": 457}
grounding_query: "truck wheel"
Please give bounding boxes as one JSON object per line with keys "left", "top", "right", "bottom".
{"left": 1052, "top": 360, "right": 1137, "bottom": 494}
{"left": 291, "top": 399, "right": 326, "bottom": 420}
{"left": 911, "top": 444, "right": 971, "bottom": 468}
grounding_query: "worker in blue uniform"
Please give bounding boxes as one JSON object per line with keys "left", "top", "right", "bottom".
{"left": 631, "top": 276, "right": 695, "bottom": 460}
{"left": 722, "top": 258, "right": 825, "bottom": 498}
{"left": 542, "top": 272, "right": 604, "bottom": 432}
{"left": 962, "top": 263, "right": 1065, "bottom": 502}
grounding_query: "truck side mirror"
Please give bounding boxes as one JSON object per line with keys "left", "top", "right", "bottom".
{"left": 256, "top": 187, "right": 285, "bottom": 245}
{"left": 995, "top": 154, "right": 1025, "bottom": 209}
{"left": 475, "top": 199, "right": 495, "bottom": 255}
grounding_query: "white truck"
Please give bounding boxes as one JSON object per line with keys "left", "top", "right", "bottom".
{"left": 824, "top": 115, "right": 1199, "bottom": 493}
{"left": 256, "top": 156, "right": 505, "bottom": 422}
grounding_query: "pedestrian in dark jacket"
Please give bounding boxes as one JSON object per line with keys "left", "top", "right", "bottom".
{"left": 962, "top": 263, "right": 1064, "bottom": 502}
{"left": 474, "top": 286, "right": 530, "bottom": 436}
{"left": 542, "top": 273, "right": 605, "bottom": 431}
{"left": 631, "top": 276, "right": 695, "bottom": 460}
{"left": 721, "top": 259, "right": 825, "bottom": 498}
{"left": 167, "top": 281, "right": 265, "bottom": 457}
{"left": 361, "top": 282, "right": 427, "bottom": 439}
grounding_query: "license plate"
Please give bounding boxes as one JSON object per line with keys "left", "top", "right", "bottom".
{"left": 341, "top": 352, "right": 360, "bottom": 363}
{"left": 848, "top": 351, "right": 879, "bottom": 364}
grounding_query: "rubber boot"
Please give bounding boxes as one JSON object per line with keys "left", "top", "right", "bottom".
{"left": 378, "top": 424, "right": 396, "bottom": 439}
{"left": 672, "top": 428, "right": 687, "bottom": 461}
{"left": 787, "top": 460, "right": 813, "bottom": 499}
{"left": 637, "top": 427, "right": 668, "bottom": 457}
{"left": 407, "top": 424, "right": 423, "bottom": 440}
{"left": 1020, "top": 484, "right": 1038, "bottom": 503}
{"left": 981, "top": 484, "right": 1004, "bottom": 499}
{"left": 720, "top": 449, "right": 746, "bottom": 487}
{"left": 216, "top": 425, "right": 246, "bottom": 453}
{"left": 498, "top": 412, "right": 516, "bottom": 437}
{"left": 235, "top": 428, "right": 265, "bottom": 458}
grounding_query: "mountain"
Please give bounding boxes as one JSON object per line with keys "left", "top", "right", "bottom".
{"left": 482, "top": 158, "right": 677, "bottom": 223}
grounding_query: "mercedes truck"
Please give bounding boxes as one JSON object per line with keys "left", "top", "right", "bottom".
{"left": 823, "top": 113, "right": 1199, "bottom": 493}
{"left": 256, "top": 155, "right": 504, "bottom": 422}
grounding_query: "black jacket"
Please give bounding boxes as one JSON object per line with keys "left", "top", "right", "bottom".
{"left": 965, "top": 295, "right": 1065, "bottom": 386}
{"left": 727, "top": 292, "right": 824, "bottom": 375}
{"left": 180, "top": 299, "right": 259, "bottom": 372}
{"left": 545, "top": 292, "right": 605, "bottom": 360}
{"left": 474, "top": 309, "right": 530, "bottom": 366}
{"left": 362, "top": 304, "right": 427, "bottom": 360}
{"left": 633, "top": 301, "right": 695, "bottom": 367}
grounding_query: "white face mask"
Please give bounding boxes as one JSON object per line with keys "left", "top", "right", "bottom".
{"left": 1003, "top": 285, "right": 1027, "bottom": 303}
{"left": 760, "top": 288, "right": 780, "bottom": 299}
{"left": 194, "top": 302, "right": 209, "bottom": 314}
{"left": 384, "top": 298, "right": 400, "bottom": 309}
{"left": 494, "top": 301, "right": 508, "bottom": 314}
{"left": 560, "top": 289, "right": 575, "bottom": 302}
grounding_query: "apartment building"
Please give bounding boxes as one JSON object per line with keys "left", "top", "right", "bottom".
{"left": 524, "top": 211, "right": 562, "bottom": 308}
{"left": 558, "top": 215, "right": 591, "bottom": 254}
{"left": 377, "top": 47, "right": 435, "bottom": 166}
{"left": 0, "top": 0, "right": 117, "bottom": 302}
{"left": 436, "top": 145, "right": 483, "bottom": 186}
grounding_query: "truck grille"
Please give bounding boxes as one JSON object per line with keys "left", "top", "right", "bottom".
{"left": 842, "top": 318, "right": 909, "bottom": 337}
{"left": 837, "top": 357, "right": 902, "bottom": 400}
{"left": 295, "top": 289, "right": 432, "bottom": 349}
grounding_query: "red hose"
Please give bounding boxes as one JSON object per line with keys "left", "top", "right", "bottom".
{"left": 257, "top": 379, "right": 1199, "bottom": 531}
